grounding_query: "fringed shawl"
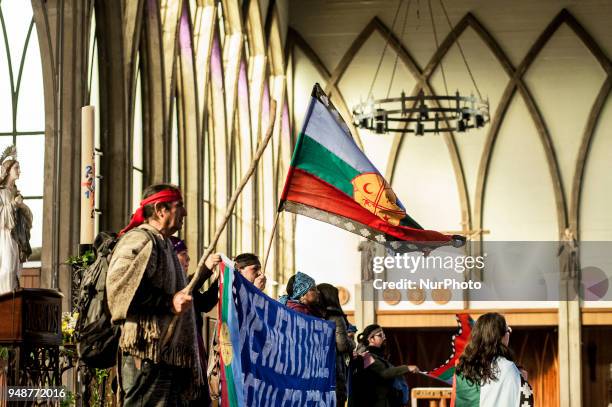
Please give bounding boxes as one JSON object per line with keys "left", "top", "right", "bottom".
{"left": 106, "top": 224, "right": 203, "bottom": 397}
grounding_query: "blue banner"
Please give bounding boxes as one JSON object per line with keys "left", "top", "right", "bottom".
{"left": 227, "top": 268, "right": 337, "bottom": 406}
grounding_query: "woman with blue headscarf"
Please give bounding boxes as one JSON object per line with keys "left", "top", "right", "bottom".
{"left": 279, "top": 272, "right": 322, "bottom": 317}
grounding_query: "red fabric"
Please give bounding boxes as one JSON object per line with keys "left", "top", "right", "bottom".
{"left": 119, "top": 189, "right": 183, "bottom": 236}
{"left": 284, "top": 168, "right": 452, "bottom": 242}
{"left": 285, "top": 299, "right": 323, "bottom": 317}
{"left": 280, "top": 164, "right": 297, "bottom": 202}
{"left": 427, "top": 313, "right": 473, "bottom": 381}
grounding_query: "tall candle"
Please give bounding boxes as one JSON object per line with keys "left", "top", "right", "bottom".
{"left": 80, "top": 106, "right": 95, "bottom": 244}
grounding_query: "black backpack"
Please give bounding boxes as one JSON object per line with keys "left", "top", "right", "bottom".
{"left": 75, "top": 229, "right": 155, "bottom": 368}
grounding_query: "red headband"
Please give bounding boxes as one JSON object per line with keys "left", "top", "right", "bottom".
{"left": 119, "top": 189, "right": 183, "bottom": 236}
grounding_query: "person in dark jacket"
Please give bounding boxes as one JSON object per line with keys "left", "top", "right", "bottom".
{"left": 197, "top": 252, "right": 264, "bottom": 402}
{"left": 349, "top": 324, "right": 419, "bottom": 407}
{"left": 194, "top": 252, "right": 266, "bottom": 312}
{"left": 278, "top": 272, "right": 321, "bottom": 317}
{"left": 169, "top": 236, "right": 220, "bottom": 407}
{"left": 317, "top": 283, "right": 355, "bottom": 406}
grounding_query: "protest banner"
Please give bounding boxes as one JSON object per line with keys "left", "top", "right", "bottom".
{"left": 218, "top": 256, "right": 337, "bottom": 406}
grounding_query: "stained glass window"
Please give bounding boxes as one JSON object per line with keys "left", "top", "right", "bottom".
{"left": 171, "top": 93, "right": 179, "bottom": 186}
{"left": 132, "top": 58, "right": 144, "bottom": 212}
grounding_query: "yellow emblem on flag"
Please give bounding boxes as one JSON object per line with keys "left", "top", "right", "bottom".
{"left": 352, "top": 173, "right": 406, "bottom": 226}
{"left": 220, "top": 322, "right": 233, "bottom": 365}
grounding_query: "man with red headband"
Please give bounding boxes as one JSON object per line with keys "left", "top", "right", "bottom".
{"left": 106, "top": 183, "right": 208, "bottom": 405}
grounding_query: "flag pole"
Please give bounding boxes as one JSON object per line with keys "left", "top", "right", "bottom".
{"left": 163, "top": 99, "right": 278, "bottom": 344}
{"left": 262, "top": 211, "right": 281, "bottom": 274}
{"left": 186, "top": 98, "right": 277, "bottom": 293}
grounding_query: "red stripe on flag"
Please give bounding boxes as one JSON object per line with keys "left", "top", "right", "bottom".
{"left": 427, "top": 314, "right": 473, "bottom": 384}
{"left": 432, "top": 361, "right": 456, "bottom": 378}
{"left": 280, "top": 164, "right": 298, "bottom": 204}
{"left": 285, "top": 168, "right": 451, "bottom": 242}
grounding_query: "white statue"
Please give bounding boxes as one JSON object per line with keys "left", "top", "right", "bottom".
{"left": 0, "top": 146, "right": 33, "bottom": 294}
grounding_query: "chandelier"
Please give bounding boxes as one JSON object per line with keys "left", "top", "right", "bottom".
{"left": 352, "top": 0, "right": 490, "bottom": 135}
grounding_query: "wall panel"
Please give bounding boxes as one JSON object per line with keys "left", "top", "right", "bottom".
{"left": 483, "top": 94, "right": 558, "bottom": 241}
{"left": 524, "top": 24, "right": 606, "bottom": 202}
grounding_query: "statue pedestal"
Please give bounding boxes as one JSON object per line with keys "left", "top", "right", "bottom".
{"left": 0, "top": 288, "right": 63, "bottom": 346}
{"left": 0, "top": 288, "right": 63, "bottom": 390}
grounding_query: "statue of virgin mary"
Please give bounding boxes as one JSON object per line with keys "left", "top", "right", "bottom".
{"left": 0, "top": 145, "right": 33, "bottom": 294}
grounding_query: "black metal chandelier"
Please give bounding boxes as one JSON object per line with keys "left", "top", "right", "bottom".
{"left": 352, "top": 0, "right": 490, "bottom": 135}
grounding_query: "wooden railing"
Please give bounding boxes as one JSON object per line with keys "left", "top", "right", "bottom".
{"left": 411, "top": 387, "right": 452, "bottom": 407}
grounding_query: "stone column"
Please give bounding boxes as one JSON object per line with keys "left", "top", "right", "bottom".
{"left": 558, "top": 230, "right": 582, "bottom": 407}
{"left": 33, "top": 0, "right": 92, "bottom": 311}
{"left": 95, "top": 0, "right": 143, "bottom": 232}
{"left": 355, "top": 241, "right": 379, "bottom": 330}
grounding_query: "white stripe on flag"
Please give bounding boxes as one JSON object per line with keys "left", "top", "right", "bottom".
{"left": 303, "top": 98, "right": 377, "bottom": 174}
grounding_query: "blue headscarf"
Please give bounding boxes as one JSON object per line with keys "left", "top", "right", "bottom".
{"left": 279, "top": 272, "right": 315, "bottom": 305}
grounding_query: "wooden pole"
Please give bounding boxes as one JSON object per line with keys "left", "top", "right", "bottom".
{"left": 163, "top": 99, "right": 277, "bottom": 344}
{"left": 186, "top": 98, "right": 277, "bottom": 292}
{"left": 262, "top": 211, "right": 281, "bottom": 275}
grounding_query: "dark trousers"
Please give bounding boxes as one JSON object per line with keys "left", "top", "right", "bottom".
{"left": 120, "top": 354, "right": 191, "bottom": 407}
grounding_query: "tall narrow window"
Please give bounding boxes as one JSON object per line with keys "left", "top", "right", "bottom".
{"left": 170, "top": 92, "right": 179, "bottom": 186}
{"left": 202, "top": 110, "right": 212, "bottom": 249}
{"left": 132, "top": 59, "right": 144, "bottom": 212}
{"left": 217, "top": 3, "right": 225, "bottom": 48}
{"left": 0, "top": 1, "right": 45, "bottom": 262}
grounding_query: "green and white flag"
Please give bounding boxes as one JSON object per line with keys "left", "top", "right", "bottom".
{"left": 452, "top": 357, "right": 534, "bottom": 407}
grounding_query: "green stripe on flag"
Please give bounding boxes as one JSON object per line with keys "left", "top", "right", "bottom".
{"left": 454, "top": 374, "right": 481, "bottom": 407}
{"left": 226, "top": 367, "right": 239, "bottom": 406}
{"left": 221, "top": 266, "right": 229, "bottom": 322}
{"left": 293, "top": 134, "right": 360, "bottom": 196}
{"left": 438, "top": 367, "right": 455, "bottom": 382}
{"left": 220, "top": 266, "right": 239, "bottom": 406}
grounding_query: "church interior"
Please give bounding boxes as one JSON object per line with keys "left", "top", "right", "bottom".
{"left": 0, "top": 0, "right": 611, "bottom": 405}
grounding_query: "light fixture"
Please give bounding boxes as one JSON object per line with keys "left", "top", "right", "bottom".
{"left": 352, "top": 0, "right": 490, "bottom": 135}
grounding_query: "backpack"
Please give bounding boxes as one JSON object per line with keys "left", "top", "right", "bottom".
{"left": 75, "top": 229, "right": 155, "bottom": 368}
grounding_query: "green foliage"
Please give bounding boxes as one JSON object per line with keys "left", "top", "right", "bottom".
{"left": 60, "top": 389, "right": 75, "bottom": 407}
{"left": 91, "top": 368, "right": 110, "bottom": 406}
{"left": 95, "top": 367, "right": 109, "bottom": 382}
{"left": 0, "top": 346, "right": 8, "bottom": 360}
{"left": 66, "top": 249, "right": 95, "bottom": 269}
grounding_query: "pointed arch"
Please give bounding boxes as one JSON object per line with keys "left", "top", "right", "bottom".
{"left": 286, "top": 27, "right": 363, "bottom": 150}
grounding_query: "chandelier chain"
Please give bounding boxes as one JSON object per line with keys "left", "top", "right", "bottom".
{"left": 352, "top": 0, "right": 490, "bottom": 135}
{"left": 428, "top": 0, "right": 450, "bottom": 108}
{"left": 368, "top": 0, "right": 404, "bottom": 99}
{"left": 386, "top": 0, "right": 413, "bottom": 99}
{"left": 439, "top": 0, "right": 483, "bottom": 100}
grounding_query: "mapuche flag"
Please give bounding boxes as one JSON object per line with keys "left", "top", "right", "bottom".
{"left": 422, "top": 313, "right": 474, "bottom": 384}
{"left": 280, "top": 83, "right": 463, "bottom": 247}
